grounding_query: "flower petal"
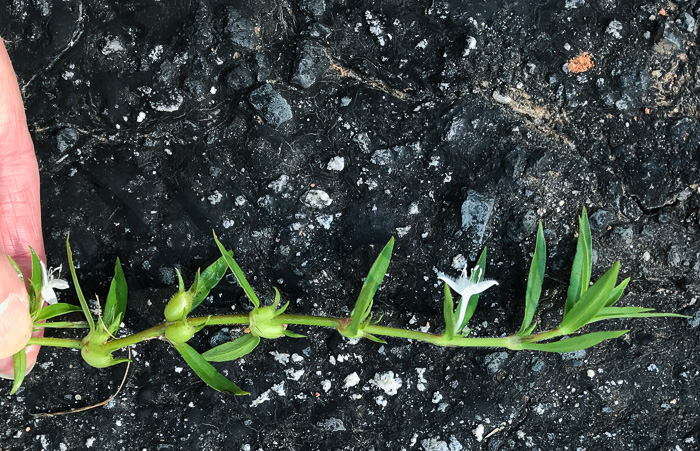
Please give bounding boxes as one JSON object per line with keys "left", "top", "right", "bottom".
{"left": 41, "top": 287, "right": 58, "bottom": 305}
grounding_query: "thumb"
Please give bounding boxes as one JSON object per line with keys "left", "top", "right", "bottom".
{"left": 0, "top": 255, "right": 32, "bottom": 360}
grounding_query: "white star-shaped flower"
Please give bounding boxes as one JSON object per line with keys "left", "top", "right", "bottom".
{"left": 438, "top": 264, "right": 498, "bottom": 334}
{"left": 40, "top": 261, "right": 69, "bottom": 305}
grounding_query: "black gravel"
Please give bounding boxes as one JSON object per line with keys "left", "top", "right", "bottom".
{"left": 1, "top": 1, "right": 699, "bottom": 450}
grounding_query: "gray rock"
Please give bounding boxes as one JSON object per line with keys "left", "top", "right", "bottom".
{"left": 291, "top": 40, "right": 328, "bottom": 89}
{"left": 299, "top": 0, "right": 326, "bottom": 17}
{"left": 589, "top": 209, "right": 615, "bottom": 235}
{"left": 248, "top": 84, "right": 293, "bottom": 127}
{"left": 56, "top": 128, "right": 79, "bottom": 152}
{"left": 484, "top": 351, "right": 509, "bottom": 375}
{"left": 461, "top": 191, "right": 495, "bottom": 244}
{"left": 317, "top": 417, "right": 345, "bottom": 431}
{"left": 226, "top": 64, "right": 255, "bottom": 91}
{"left": 612, "top": 225, "right": 634, "bottom": 245}
{"left": 681, "top": 13, "right": 695, "bottom": 34}
{"left": 255, "top": 53, "right": 273, "bottom": 82}
{"left": 225, "top": 8, "right": 258, "bottom": 49}
{"left": 654, "top": 23, "right": 684, "bottom": 55}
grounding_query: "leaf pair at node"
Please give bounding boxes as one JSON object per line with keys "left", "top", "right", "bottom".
{"left": 341, "top": 237, "right": 395, "bottom": 343}
{"left": 516, "top": 209, "right": 685, "bottom": 352}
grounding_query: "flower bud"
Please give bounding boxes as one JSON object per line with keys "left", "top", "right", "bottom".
{"left": 164, "top": 291, "right": 193, "bottom": 322}
{"left": 80, "top": 332, "right": 127, "bottom": 368}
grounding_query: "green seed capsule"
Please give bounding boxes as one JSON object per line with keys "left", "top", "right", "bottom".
{"left": 165, "top": 321, "right": 197, "bottom": 344}
{"left": 164, "top": 291, "right": 193, "bottom": 322}
{"left": 249, "top": 306, "right": 286, "bottom": 339}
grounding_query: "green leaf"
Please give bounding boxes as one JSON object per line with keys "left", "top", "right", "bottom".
{"left": 213, "top": 232, "right": 260, "bottom": 309}
{"left": 283, "top": 330, "right": 306, "bottom": 338}
{"left": 559, "top": 262, "right": 620, "bottom": 334}
{"left": 605, "top": 277, "right": 630, "bottom": 307}
{"left": 175, "top": 267, "right": 185, "bottom": 292}
{"left": 6, "top": 255, "right": 24, "bottom": 282}
{"left": 34, "top": 321, "right": 90, "bottom": 329}
{"left": 190, "top": 255, "right": 231, "bottom": 312}
{"left": 519, "top": 330, "right": 628, "bottom": 352}
{"left": 28, "top": 248, "right": 43, "bottom": 316}
{"left": 517, "top": 222, "right": 546, "bottom": 336}
{"left": 591, "top": 306, "right": 688, "bottom": 322}
{"left": 348, "top": 238, "right": 394, "bottom": 336}
{"left": 442, "top": 283, "right": 455, "bottom": 341}
{"left": 34, "top": 303, "right": 83, "bottom": 321}
{"left": 66, "top": 236, "right": 95, "bottom": 332}
{"left": 364, "top": 333, "right": 387, "bottom": 344}
{"left": 10, "top": 350, "right": 26, "bottom": 395}
{"left": 520, "top": 321, "right": 538, "bottom": 337}
{"left": 173, "top": 342, "right": 248, "bottom": 395}
{"left": 203, "top": 334, "right": 260, "bottom": 362}
{"left": 565, "top": 209, "right": 592, "bottom": 315}
{"left": 454, "top": 247, "right": 488, "bottom": 334}
{"left": 103, "top": 258, "right": 128, "bottom": 335}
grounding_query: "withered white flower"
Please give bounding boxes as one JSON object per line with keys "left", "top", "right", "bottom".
{"left": 438, "top": 264, "right": 498, "bottom": 334}
{"left": 40, "top": 261, "right": 69, "bottom": 305}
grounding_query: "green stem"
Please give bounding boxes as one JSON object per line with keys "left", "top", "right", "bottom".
{"left": 27, "top": 337, "right": 83, "bottom": 349}
{"left": 33, "top": 313, "right": 549, "bottom": 355}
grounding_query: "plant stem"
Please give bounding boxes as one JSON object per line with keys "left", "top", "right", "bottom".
{"left": 31, "top": 313, "right": 551, "bottom": 354}
{"left": 27, "top": 337, "right": 83, "bottom": 349}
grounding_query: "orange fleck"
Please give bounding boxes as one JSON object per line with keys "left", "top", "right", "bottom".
{"left": 644, "top": 108, "right": 651, "bottom": 114}
{"left": 658, "top": 8, "right": 667, "bottom": 16}
{"left": 315, "top": 392, "right": 321, "bottom": 398}
{"left": 568, "top": 52, "right": 594, "bottom": 74}
{"left": 310, "top": 183, "right": 316, "bottom": 188}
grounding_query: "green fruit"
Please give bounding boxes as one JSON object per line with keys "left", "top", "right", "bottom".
{"left": 80, "top": 332, "right": 128, "bottom": 368}
{"left": 249, "top": 306, "right": 286, "bottom": 339}
{"left": 165, "top": 321, "right": 197, "bottom": 344}
{"left": 164, "top": 291, "right": 193, "bottom": 322}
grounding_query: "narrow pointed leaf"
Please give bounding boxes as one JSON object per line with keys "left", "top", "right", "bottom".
{"left": 173, "top": 342, "right": 248, "bottom": 395}
{"left": 521, "top": 321, "right": 538, "bottom": 337}
{"left": 190, "top": 254, "right": 232, "bottom": 312}
{"left": 519, "top": 330, "right": 628, "bottom": 352}
{"left": 34, "top": 321, "right": 90, "bottom": 329}
{"left": 348, "top": 238, "right": 394, "bottom": 336}
{"left": 442, "top": 283, "right": 455, "bottom": 340}
{"left": 175, "top": 267, "right": 185, "bottom": 292}
{"left": 517, "top": 222, "right": 546, "bottom": 336}
{"left": 66, "top": 237, "right": 95, "bottom": 332}
{"left": 364, "top": 333, "right": 387, "bottom": 344}
{"left": 103, "top": 258, "right": 128, "bottom": 335}
{"left": 213, "top": 232, "right": 260, "bottom": 309}
{"left": 28, "top": 248, "right": 43, "bottom": 316}
{"left": 591, "top": 306, "right": 687, "bottom": 323}
{"left": 203, "top": 334, "right": 260, "bottom": 362}
{"left": 10, "top": 350, "right": 26, "bottom": 395}
{"left": 605, "top": 277, "right": 630, "bottom": 307}
{"left": 455, "top": 247, "right": 488, "bottom": 333}
{"left": 283, "top": 330, "right": 306, "bottom": 338}
{"left": 35, "top": 303, "right": 83, "bottom": 321}
{"left": 565, "top": 209, "right": 592, "bottom": 314}
{"left": 559, "top": 262, "right": 620, "bottom": 334}
{"left": 7, "top": 255, "right": 23, "bottom": 281}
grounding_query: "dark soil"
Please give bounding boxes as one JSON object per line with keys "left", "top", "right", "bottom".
{"left": 1, "top": 1, "right": 699, "bottom": 450}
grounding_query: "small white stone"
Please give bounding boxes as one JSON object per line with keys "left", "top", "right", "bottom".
{"left": 136, "top": 111, "right": 146, "bottom": 123}
{"left": 473, "top": 424, "right": 485, "bottom": 442}
{"left": 344, "top": 372, "right": 360, "bottom": 388}
{"left": 302, "top": 189, "right": 333, "bottom": 209}
{"left": 587, "top": 369, "right": 595, "bottom": 378}
{"left": 326, "top": 156, "right": 345, "bottom": 171}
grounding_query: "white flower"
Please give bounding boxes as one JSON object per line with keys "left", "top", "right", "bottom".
{"left": 40, "top": 261, "right": 69, "bottom": 305}
{"left": 438, "top": 264, "right": 498, "bottom": 334}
